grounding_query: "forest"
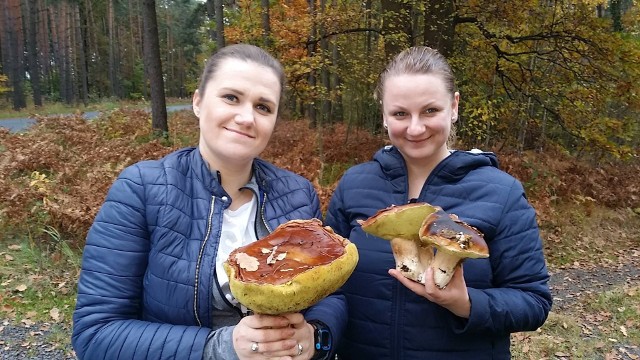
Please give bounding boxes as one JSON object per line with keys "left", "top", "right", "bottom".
{"left": 1, "top": 1, "right": 640, "bottom": 358}
{"left": 1, "top": 0, "right": 639, "bottom": 159}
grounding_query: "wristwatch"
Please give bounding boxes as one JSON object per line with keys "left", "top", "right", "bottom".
{"left": 308, "top": 320, "right": 332, "bottom": 360}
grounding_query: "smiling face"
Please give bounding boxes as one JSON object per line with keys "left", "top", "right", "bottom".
{"left": 192, "top": 58, "right": 281, "bottom": 169}
{"left": 382, "top": 72, "right": 459, "bottom": 169}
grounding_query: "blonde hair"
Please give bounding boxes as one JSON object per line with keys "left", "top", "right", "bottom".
{"left": 374, "top": 46, "right": 456, "bottom": 102}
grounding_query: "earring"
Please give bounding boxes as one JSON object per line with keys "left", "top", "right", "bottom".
{"left": 383, "top": 123, "right": 388, "bottom": 129}
{"left": 194, "top": 109, "right": 200, "bottom": 117}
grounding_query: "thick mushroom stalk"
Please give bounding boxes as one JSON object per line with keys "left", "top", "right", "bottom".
{"left": 358, "top": 203, "right": 437, "bottom": 283}
{"left": 390, "top": 237, "right": 433, "bottom": 283}
{"left": 419, "top": 208, "right": 489, "bottom": 289}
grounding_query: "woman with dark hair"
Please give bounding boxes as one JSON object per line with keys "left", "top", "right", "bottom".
{"left": 72, "top": 44, "right": 344, "bottom": 360}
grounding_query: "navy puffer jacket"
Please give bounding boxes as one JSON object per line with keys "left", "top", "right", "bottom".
{"left": 72, "top": 147, "right": 346, "bottom": 359}
{"left": 325, "top": 146, "right": 552, "bottom": 360}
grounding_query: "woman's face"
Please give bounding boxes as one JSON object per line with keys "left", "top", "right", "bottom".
{"left": 382, "top": 73, "right": 459, "bottom": 167}
{"left": 193, "top": 58, "right": 281, "bottom": 169}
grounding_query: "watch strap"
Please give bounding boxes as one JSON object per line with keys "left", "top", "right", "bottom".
{"left": 308, "top": 320, "right": 332, "bottom": 360}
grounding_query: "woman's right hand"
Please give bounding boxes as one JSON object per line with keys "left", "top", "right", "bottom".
{"left": 232, "top": 314, "right": 298, "bottom": 359}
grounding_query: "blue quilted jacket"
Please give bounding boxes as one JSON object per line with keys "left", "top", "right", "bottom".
{"left": 72, "top": 147, "right": 347, "bottom": 360}
{"left": 325, "top": 146, "right": 552, "bottom": 360}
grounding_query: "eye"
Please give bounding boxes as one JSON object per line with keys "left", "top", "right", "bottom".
{"left": 423, "top": 108, "right": 438, "bottom": 114}
{"left": 222, "top": 94, "right": 238, "bottom": 102}
{"left": 392, "top": 111, "right": 408, "bottom": 118}
{"left": 256, "top": 104, "right": 273, "bottom": 114}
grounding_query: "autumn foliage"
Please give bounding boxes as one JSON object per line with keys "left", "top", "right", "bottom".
{"left": 0, "top": 109, "right": 638, "bottom": 245}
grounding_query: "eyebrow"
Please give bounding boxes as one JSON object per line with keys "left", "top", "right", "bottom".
{"left": 220, "top": 87, "right": 276, "bottom": 105}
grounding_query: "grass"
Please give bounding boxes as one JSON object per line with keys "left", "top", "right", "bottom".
{"left": 511, "top": 205, "right": 640, "bottom": 359}
{"left": 511, "top": 285, "right": 640, "bottom": 359}
{"left": 1, "top": 201, "right": 639, "bottom": 357}
{"left": 0, "top": 225, "right": 80, "bottom": 350}
{"left": 540, "top": 203, "right": 640, "bottom": 269}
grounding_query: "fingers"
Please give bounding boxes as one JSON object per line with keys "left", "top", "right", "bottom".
{"left": 242, "top": 313, "right": 292, "bottom": 329}
{"left": 279, "top": 313, "right": 305, "bottom": 328}
{"left": 389, "top": 269, "right": 428, "bottom": 297}
{"left": 234, "top": 314, "right": 313, "bottom": 359}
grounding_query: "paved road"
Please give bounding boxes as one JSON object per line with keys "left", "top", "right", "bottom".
{"left": 0, "top": 104, "right": 192, "bottom": 133}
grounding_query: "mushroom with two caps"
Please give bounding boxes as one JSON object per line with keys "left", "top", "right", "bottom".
{"left": 357, "top": 203, "right": 437, "bottom": 283}
{"left": 223, "top": 219, "right": 358, "bottom": 315}
{"left": 359, "top": 202, "right": 488, "bottom": 289}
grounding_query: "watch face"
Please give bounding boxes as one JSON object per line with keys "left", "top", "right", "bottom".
{"left": 317, "top": 328, "right": 331, "bottom": 351}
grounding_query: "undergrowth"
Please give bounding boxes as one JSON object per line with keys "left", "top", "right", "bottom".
{"left": 0, "top": 108, "right": 639, "bottom": 356}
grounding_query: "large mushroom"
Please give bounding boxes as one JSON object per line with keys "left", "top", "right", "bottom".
{"left": 223, "top": 219, "right": 358, "bottom": 315}
{"left": 418, "top": 207, "right": 488, "bottom": 289}
{"left": 358, "top": 203, "right": 438, "bottom": 283}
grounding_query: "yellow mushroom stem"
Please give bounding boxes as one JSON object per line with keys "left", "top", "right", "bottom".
{"left": 430, "top": 249, "right": 464, "bottom": 289}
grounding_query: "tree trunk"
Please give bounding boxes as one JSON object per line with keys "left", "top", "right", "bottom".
{"left": 1, "top": 0, "right": 27, "bottom": 110}
{"left": 108, "top": 0, "right": 120, "bottom": 98}
{"left": 206, "top": 0, "right": 216, "bottom": 41}
{"left": 142, "top": 0, "right": 168, "bottom": 134}
{"left": 610, "top": 0, "right": 623, "bottom": 32}
{"left": 306, "top": 0, "right": 317, "bottom": 126}
{"left": 423, "top": 0, "right": 455, "bottom": 57}
{"left": 380, "top": 0, "right": 413, "bottom": 59}
{"left": 26, "top": 0, "right": 42, "bottom": 106}
{"left": 261, "top": 0, "right": 271, "bottom": 47}
{"left": 76, "top": 4, "right": 88, "bottom": 105}
{"left": 214, "top": 0, "right": 225, "bottom": 49}
{"left": 319, "top": 0, "right": 330, "bottom": 123}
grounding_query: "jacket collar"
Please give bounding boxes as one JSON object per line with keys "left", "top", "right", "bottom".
{"left": 375, "top": 145, "right": 499, "bottom": 185}
{"left": 188, "top": 147, "right": 272, "bottom": 194}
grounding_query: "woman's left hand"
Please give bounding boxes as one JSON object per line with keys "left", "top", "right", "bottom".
{"left": 260, "top": 313, "right": 315, "bottom": 359}
{"left": 389, "top": 265, "right": 471, "bottom": 318}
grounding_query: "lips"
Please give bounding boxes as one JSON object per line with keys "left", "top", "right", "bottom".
{"left": 225, "top": 127, "right": 255, "bottom": 139}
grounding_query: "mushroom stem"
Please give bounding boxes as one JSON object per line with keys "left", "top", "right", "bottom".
{"left": 390, "top": 238, "right": 433, "bottom": 283}
{"left": 430, "top": 250, "right": 463, "bottom": 289}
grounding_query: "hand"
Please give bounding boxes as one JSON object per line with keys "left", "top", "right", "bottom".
{"left": 232, "top": 313, "right": 315, "bottom": 359}
{"left": 389, "top": 265, "right": 471, "bottom": 318}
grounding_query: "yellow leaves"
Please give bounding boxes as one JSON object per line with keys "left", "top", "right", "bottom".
{"left": 29, "top": 171, "right": 50, "bottom": 194}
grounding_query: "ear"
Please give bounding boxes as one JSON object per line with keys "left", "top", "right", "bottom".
{"left": 192, "top": 90, "right": 201, "bottom": 117}
{"left": 451, "top": 92, "right": 460, "bottom": 122}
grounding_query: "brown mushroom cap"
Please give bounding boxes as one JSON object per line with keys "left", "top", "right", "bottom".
{"left": 419, "top": 208, "right": 489, "bottom": 258}
{"left": 358, "top": 203, "right": 437, "bottom": 241}
{"left": 223, "top": 219, "right": 358, "bottom": 314}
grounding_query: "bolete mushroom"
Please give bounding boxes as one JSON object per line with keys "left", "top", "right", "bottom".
{"left": 358, "top": 203, "right": 438, "bottom": 283}
{"left": 419, "top": 207, "right": 488, "bottom": 289}
{"left": 223, "top": 218, "right": 358, "bottom": 315}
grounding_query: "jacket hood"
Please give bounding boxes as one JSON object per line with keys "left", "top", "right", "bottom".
{"left": 374, "top": 146, "right": 499, "bottom": 184}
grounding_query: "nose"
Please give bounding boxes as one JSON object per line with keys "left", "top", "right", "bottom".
{"left": 234, "top": 104, "right": 255, "bottom": 124}
{"left": 406, "top": 114, "right": 424, "bottom": 136}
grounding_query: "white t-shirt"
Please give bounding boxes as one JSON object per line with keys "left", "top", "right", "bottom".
{"left": 215, "top": 194, "right": 258, "bottom": 310}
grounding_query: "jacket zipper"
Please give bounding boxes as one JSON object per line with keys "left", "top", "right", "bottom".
{"left": 260, "top": 193, "right": 272, "bottom": 233}
{"left": 194, "top": 195, "right": 216, "bottom": 326}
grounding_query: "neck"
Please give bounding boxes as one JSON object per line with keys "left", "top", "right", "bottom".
{"left": 203, "top": 153, "right": 254, "bottom": 210}
{"left": 405, "top": 149, "right": 450, "bottom": 199}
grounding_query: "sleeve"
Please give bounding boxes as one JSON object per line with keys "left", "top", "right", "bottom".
{"left": 303, "top": 292, "right": 348, "bottom": 359}
{"left": 324, "top": 180, "right": 351, "bottom": 239}
{"left": 203, "top": 327, "right": 239, "bottom": 360}
{"left": 71, "top": 164, "right": 210, "bottom": 360}
{"left": 307, "top": 180, "right": 323, "bottom": 220}
{"left": 456, "top": 179, "right": 553, "bottom": 334}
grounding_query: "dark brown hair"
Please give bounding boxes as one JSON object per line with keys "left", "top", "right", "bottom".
{"left": 197, "top": 44, "right": 285, "bottom": 103}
